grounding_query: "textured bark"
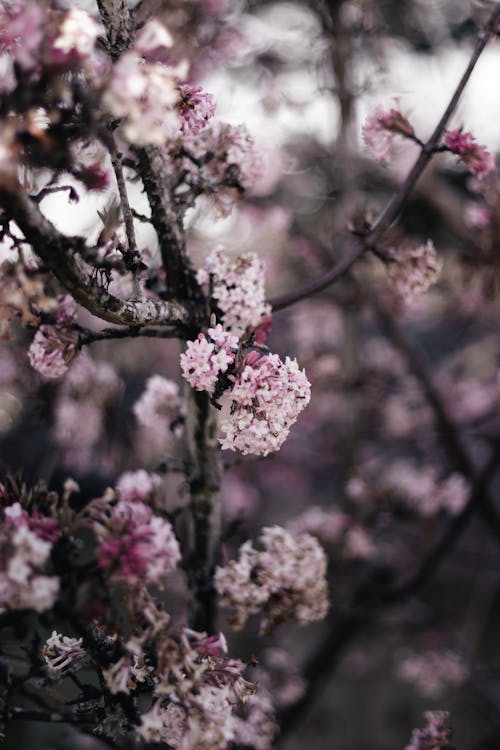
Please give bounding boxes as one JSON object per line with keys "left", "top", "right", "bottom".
{"left": 184, "top": 389, "right": 222, "bottom": 633}
{"left": 0, "top": 188, "right": 190, "bottom": 328}
{"left": 136, "top": 146, "right": 200, "bottom": 301}
{"left": 96, "top": 0, "right": 135, "bottom": 57}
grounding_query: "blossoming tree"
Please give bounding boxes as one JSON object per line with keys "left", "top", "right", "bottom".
{"left": 1, "top": 1, "right": 500, "bottom": 749}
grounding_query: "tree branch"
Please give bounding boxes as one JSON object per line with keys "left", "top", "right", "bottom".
{"left": 135, "top": 146, "right": 202, "bottom": 302}
{"left": 108, "top": 138, "right": 139, "bottom": 260}
{"left": 269, "top": 4, "right": 500, "bottom": 311}
{"left": 370, "top": 293, "right": 500, "bottom": 541}
{"left": 0, "top": 187, "right": 190, "bottom": 328}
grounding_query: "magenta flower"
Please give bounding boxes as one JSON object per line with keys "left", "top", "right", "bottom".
{"left": 444, "top": 128, "right": 494, "bottom": 176}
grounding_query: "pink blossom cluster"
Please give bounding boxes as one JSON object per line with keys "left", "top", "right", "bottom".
{"left": 92, "top": 496, "right": 180, "bottom": 586}
{"left": 116, "top": 470, "right": 163, "bottom": 502}
{"left": 0, "top": 3, "right": 100, "bottom": 90}
{"left": 45, "top": 7, "right": 100, "bottom": 68}
{"left": 177, "top": 83, "right": 216, "bottom": 134}
{"left": 54, "top": 354, "right": 122, "bottom": 470}
{"left": 28, "top": 293, "right": 78, "bottom": 379}
{"left": 287, "top": 505, "right": 376, "bottom": 561}
{"left": 196, "top": 247, "right": 272, "bottom": 336}
{"left": 0, "top": 1, "right": 44, "bottom": 74}
{"left": 215, "top": 525, "right": 329, "bottom": 632}
{"left": 134, "top": 375, "right": 185, "bottom": 442}
{"left": 405, "top": 711, "right": 453, "bottom": 750}
{"left": 385, "top": 462, "right": 469, "bottom": 517}
{"left": 180, "top": 324, "right": 239, "bottom": 392}
{"left": 397, "top": 649, "right": 468, "bottom": 698}
{"left": 176, "top": 122, "right": 264, "bottom": 216}
{"left": 220, "top": 353, "right": 311, "bottom": 456}
{"left": 0, "top": 501, "right": 60, "bottom": 613}
{"left": 362, "top": 106, "right": 415, "bottom": 163}
{"left": 388, "top": 240, "right": 443, "bottom": 302}
{"left": 43, "top": 631, "right": 87, "bottom": 676}
{"left": 444, "top": 129, "right": 494, "bottom": 177}
{"left": 103, "top": 20, "right": 185, "bottom": 146}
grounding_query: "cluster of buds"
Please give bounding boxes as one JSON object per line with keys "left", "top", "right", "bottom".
{"left": 215, "top": 525, "right": 329, "bottom": 633}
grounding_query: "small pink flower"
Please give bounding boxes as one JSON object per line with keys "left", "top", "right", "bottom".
{"left": 362, "top": 106, "right": 415, "bottom": 163}
{"left": 444, "top": 128, "right": 494, "bottom": 177}
{"left": 177, "top": 83, "right": 216, "bottom": 135}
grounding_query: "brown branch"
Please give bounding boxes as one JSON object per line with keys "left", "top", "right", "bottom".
{"left": 269, "top": 4, "right": 500, "bottom": 312}
{"left": 77, "top": 324, "right": 184, "bottom": 345}
{"left": 276, "top": 449, "right": 500, "bottom": 745}
{"left": 383, "top": 445, "right": 500, "bottom": 601}
{"left": 370, "top": 293, "right": 500, "bottom": 541}
{"left": 0, "top": 187, "right": 190, "bottom": 328}
{"left": 135, "top": 146, "right": 201, "bottom": 302}
{"left": 185, "top": 389, "right": 222, "bottom": 633}
{"left": 108, "top": 138, "right": 139, "bottom": 259}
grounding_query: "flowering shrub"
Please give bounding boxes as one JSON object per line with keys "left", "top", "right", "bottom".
{"left": 0, "top": 1, "right": 499, "bottom": 749}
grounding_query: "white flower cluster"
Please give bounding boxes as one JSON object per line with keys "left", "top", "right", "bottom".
{"left": 43, "top": 631, "right": 87, "bottom": 675}
{"left": 389, "top": 240, "right": 443, "bottom": 302}
{"left": 215, "top": 525, "right": 329, "bottom": 633}
{"left": 220, "top": 353, "right": 311, "bottom": 456}
{"left": 197, "top": 248, "right": 271, "bottom": 337}
{"left": 0, "top": 503, "right": 59, "bottom": 614}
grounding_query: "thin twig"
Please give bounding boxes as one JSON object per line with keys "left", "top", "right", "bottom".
{"left": 370, "top": 293, "right": 500, "bottom": 541}
{"left": 269, "top": 5, "right": 500, "bottom": 312}
{"left": 77, "top": 324, "right": 184, "bottom": 345}
{"left": 108, "top": 138, "right": 139, "bottom": 259}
